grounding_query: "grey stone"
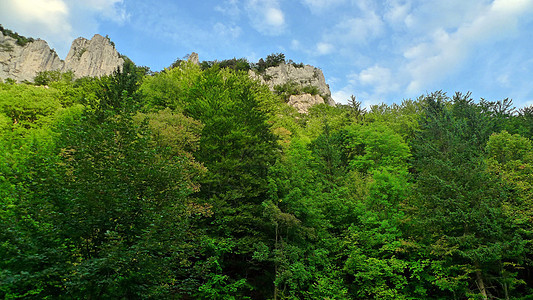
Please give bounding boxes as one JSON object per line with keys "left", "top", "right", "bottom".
{"left": 0, "top": 35, "right": 63, "bottom": 82}
{"left": 63, "top": 34, "right": 124, "bottom": 78}
{"left": 287, "top": 93, "right": 326, "bottom": 114}
{"left": 249, "top": 63, "right": 336, "bottom": 111}
{"left": 188, "top": 52, "right": 199, "bottom": 65}
{"left": 0, "top": 33, "right": 123, "bottom": 82}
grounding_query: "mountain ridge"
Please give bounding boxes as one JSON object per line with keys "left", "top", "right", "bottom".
{"left": 0, "top": 28, "right": 123, "bottom": 82}
{"left": 0, "top": 28, "right": 335, "bottom": 112}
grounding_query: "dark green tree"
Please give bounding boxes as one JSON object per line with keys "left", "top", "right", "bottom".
{"left": 409, "top": 92, "right": 524, "bottom": 299}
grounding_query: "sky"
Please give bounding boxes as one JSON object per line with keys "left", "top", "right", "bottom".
{"left": 1, "top": 0, "right": 533, "bottom": 108}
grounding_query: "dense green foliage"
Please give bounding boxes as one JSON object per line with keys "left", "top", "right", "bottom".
{"left": 170, "top": 53, "right": 305, "bottom": 75}
{"left": 1, "top": 56, "right": 533, "bottom": 299}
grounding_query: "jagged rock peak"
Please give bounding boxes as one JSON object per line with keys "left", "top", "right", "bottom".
{"left": 0, "top": 29, "right": 124, "bottom": 82}
{"left": 187, "top": 52, "right": 199, "bottom": 65}
{"left": 0, "top": 31, "right": 63, "bottom": 82}
{"left": 63, "top": 34, "right": 124, "bottom": 78}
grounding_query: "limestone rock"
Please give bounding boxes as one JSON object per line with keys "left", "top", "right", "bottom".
{"left": 287, "top": 93, "right": 325, "bottom": 114}
{"left": 0, "top": 31, "right": 124, "bottom": 82}
{"left": 249, "top": 63, "right": 335, "bottom": 106}
{"left": 0, "top": 32, "right": 63, "bottom": 82}
{"left": 188, "top": 52, "right": 199, "bottom": 65}
{"left": 63, "top": 34, "right": 124, "bottom": 78}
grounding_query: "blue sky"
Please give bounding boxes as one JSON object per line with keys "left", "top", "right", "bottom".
{"left": 1, "top": 0, "right": 533, "bottom": 108}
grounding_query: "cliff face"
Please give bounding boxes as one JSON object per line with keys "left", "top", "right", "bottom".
{"left": 63, "top": 35, "right": 124, "bottom": 78}
{"left": 0, "top": 32, "right": 123, "bottom": 82}
{"left": 0, "top": 31, "right": 63, "bottom": 82}
{"left": 249, "top": 63, "right": 336, "bottom": 109}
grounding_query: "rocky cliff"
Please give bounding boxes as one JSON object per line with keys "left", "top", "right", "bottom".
{"left": 249, "top": 63, "right": 336, "bottom": 111}
{"left": 287, "top": 94, "right": 326, "bottom": 114}
{"left": 63, "top": 35, "right": 124, "bottom": 78}
{"left": 0, "top": 31, "right": 123, "bottom": 82}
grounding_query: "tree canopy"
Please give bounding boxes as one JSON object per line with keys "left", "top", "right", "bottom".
{"left": 1, "top": 61, "right": 533, "bottom": 299}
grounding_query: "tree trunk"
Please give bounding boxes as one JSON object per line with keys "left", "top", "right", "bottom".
{"left": 274, "top": 222, "right": 279, "bottom": 300}
{"left": 475, "top": 262, "right": 488, "bottom": 300}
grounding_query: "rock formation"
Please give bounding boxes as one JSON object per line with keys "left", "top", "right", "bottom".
{"left": 63, "top": 35, "right": 124, "bottom": 78}
{"left": 0, "top": 31, "right": 63, "bottom": 82}
{"left": 287, "top": 94, "right": 326, "bottom": 114}
{"left": 187, "top": 52, "right": 199, "bottom": 65}
{"left": 249, "top": 63, "right": 336, "bottom": 108}
{"left": 0, "top": 31, "right": 123, "bottom": 82}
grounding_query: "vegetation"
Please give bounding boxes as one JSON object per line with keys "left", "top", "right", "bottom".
{"left": 170, "top": 53, "right": 306, "bottom": 75}
{"left": 273, "top": 80, "right": 321, "bottom": 102}
{"left": 0, "top": 24, "right": 35, "bottom": 46}
{"left": 1, "top": 56, "right": 533, "bottom": 299}
{"left": 33, "top": 70, "right": 74, "bottom": 86}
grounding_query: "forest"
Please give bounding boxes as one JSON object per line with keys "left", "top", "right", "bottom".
{"left": 1, "top": 58, "right": 532, "bottom": 299}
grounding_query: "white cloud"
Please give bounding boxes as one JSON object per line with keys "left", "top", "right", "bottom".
{"left": 246, "top": 0, "right": 286, "bottom": 35}
{"left": 384, "top": 0, "right": 411, "bottom": 26}
{"left": 332, "top": 89, "right": 353, "bottom": 104}
{"left": 316, "top": 42, "right": 334, "bottom": 55}
{"left": 333, "top": 86, "right": 383, "bottom": 108}
{"left": 213, "top": 23, "right": 242, "bottom": 40}
{"left": 403, "top": 0, "right": 533, "bottom": 94}
{"left": 329, "top": 6, "right": 385, "bottom": 44}
{"left": 76, "top": 0, "right": 129, "bottom": 24}
{"left": 0, "top": 0, "right": 72, "bottom": 40}
{"left": 266, "top": 7, "right": 285, "bottom": 27}
{"left": 0, "top": 0, "right": 129, "bottom": 58}
{"left": 291, "top": 39, "right": 301, "bottom": 51}
{"left": 332, "top": 64, "right": 400, "bottom": 107}
{"left": 215, "top": 0, "right": 241, "bottom": 19}
{"left": 352, "top": 65, "right": 401, "bottom": 96}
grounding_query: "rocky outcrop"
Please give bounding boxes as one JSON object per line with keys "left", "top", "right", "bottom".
{"left": 63, "top": 35, "right": 123, "bottom": 78}
{"left": 0, "top": 31, "right": 63, "bottom": 82}
{"left": 188, "top": 52, "right": 199, "bottom": 65}
{"left": 249, "top": 63, "right": 335, "bottom": 107}
{"left": 287, "top": 94, "right": 325, "bottom": 114}
{"left": 0, "top": 32, "right": 123, "bottom": 82}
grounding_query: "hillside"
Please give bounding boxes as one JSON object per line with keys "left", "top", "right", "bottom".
{"left": 1, "top": 27, "right": 533, "bottom": 300}
{"left": 1, "top": 28, "right": 335, "bottom": 113}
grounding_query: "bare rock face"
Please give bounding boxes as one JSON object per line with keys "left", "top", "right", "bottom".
{"left": 287, "top": 93, "right": 326, "bottom": 114}
{"left": 0, "top": 31, "right": 63, "bottom": 82}
{"left": 249, "top": 63, "right": 335, "bottom": 107}
{"left": 63, "top": 34, "right": 124, "bottom": 78}
{"left": 187, "top": 52, "right": 199, "bottom": 65}
{"left": 0, "top": 32, "right": 123, "bottom": 82}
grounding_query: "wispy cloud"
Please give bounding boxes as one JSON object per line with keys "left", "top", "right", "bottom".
{"left": 403, "top": 0, "right": 533, "bottom": 94}
{"left": 215, "top": 0, "right": 241, "bottom": 20}
{"left": 0, "top": 0, "right": 72, "bottom": 43}
{"left": 331, "top": 3, "right": 385, "bottom": 44}
{"left": 213, "top": 23, "right": 242, "bottom": 40}
{"left": 300, "top": 0, "right": 347, "bottom": 14}
{"left": 316, "top": 42, "right": 334, "bottom": 55}
{"left": 383, "top": 0, "right": 412, "bottom": 27}
{"left": 77, "top": 0, "right": 129, "bottom": 24}
{"left": 245, "top": 0, "right": 286, "bottom": 36}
